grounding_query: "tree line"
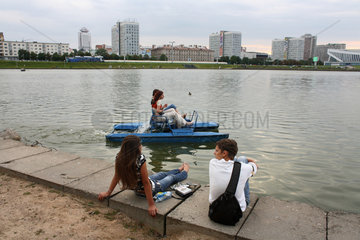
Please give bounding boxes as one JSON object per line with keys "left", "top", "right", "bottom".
{"left": 218, "top": 55, "right": 323, "bottom": 66}
{"left": 17, "top": 48, "right": 322, "bottom": 65}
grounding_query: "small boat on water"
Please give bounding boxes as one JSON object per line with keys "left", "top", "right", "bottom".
{"left": 20, "top": 68, "right": 26, "bottom": 72}
{"left": 106, "top": 111, "right": 228, "bottom": 143}
{"left": 113, "top": 121, "right": 219, "bottom": 131}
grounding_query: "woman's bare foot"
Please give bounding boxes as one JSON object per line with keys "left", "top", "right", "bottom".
{"left": 185, "top": 121, "right": 193, "bottom": 126}
{"left": 179, "top": 162, "right": 190, "bottom": 172}
{"left": 183, "top": 163, "right": 190, "bottom": 172}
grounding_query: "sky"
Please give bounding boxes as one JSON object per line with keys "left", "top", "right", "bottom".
{"left": 1, "top": 0, "right": 359, "bottom": 54}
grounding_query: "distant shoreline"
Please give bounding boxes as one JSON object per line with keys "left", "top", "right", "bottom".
{"left": 0, "top": 60, "right": 359, "bottom": 72}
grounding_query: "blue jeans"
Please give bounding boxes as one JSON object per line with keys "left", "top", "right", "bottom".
{"left": 163, "top": 104, "right": 176, "bottom": 111}
{"left": 149, "top": 169, "right": 188, "bottom": 195}
{"left": 235, "top": 156, "right": 250, "bottom": 205}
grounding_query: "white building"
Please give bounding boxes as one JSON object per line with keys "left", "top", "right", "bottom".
{"left": 271, "top": 34, "right": 316, "bottom": 61}
{"left": 271, "top": 39, "right": 286, "bottom": 60}
{"left": 209, "top": 31, "right": 242, "bottom": 60}
{"left": 111, "top": 20, "right": 139, "bottom": 56}
{"left": 0, "top": 38, "right": 69, "bottom": 59}
{"left": 287, "top": 37, "right": 305, "bottom": 60}
{"left": 78, "top": 27, "right": 91, "bottom": 52}
{"left": 240, "top": 51, "right": 269, "bottom": 60}
{"left": 325, "top": 49, "right": 360, "bottom": 66}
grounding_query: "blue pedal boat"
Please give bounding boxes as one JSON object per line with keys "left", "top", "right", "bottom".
{"left": 113, "top": 121, "right": 219, "bottom": 131}
{"left": 106, "top": 111, "right": 228, "bottom": 143}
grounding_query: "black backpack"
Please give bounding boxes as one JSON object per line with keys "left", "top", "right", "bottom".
{"left": 208, "top": 162, "right": 242, "bottom": 225}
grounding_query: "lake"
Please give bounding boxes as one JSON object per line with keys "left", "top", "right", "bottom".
{"left": 1, "top": 69, "right": 359, "bottom": 213}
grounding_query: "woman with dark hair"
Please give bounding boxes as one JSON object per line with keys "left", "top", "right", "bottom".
{"left": 151, "top": 90, "right": 191, "bottom": 128}
{"left": 98, "top": 135, "right": 190, "bottom": 216}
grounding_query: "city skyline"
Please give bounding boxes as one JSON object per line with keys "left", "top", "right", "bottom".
{"left": 1, "top": 0, "right": 359, "bottom": 54}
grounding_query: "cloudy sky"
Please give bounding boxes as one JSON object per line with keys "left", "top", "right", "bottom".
{"left": 1, "top": 0, "right": 359, "bottom": 53}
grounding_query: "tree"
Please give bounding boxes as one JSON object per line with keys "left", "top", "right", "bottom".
{"left": 52, "top": 52, "right": 61, "bottom": 61}
{"left": 241, "top": 57, "right": 250, "bottom": 65}
{"left": 159, "top": 54, "right": 168, "bottom": 61}
{"left": 230, "top": 56, "right": 241, "bottom": 64}
{"left": 95, "top": 48, "right": 107, "bottom": 56}
{"left": 143, "top": 54, "right": 150, "bottom": 60}
{"left": 45, "top": 53, "right": 52, "bottom": 61}
{"left": 18, "top": 49, "right": 28, "bottom": 60}
{"left": 219, "top": 56, "right": 230, "bottom": 63}
{"left": 30, "top": 52, "right": 37, "bottom": 60}
{"left": 110, "top": 53, "right": 120, "bottom": 60}
{"left": 38, "top": 53, "right": 46, "bottom": 61}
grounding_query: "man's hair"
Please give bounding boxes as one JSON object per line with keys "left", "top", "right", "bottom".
{"left": 216, "top": 139, "right": 238, "bottom": 159}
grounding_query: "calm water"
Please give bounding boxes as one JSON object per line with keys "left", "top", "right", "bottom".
{"left": 1, "top": 69, "right": 360, "bottom": 213}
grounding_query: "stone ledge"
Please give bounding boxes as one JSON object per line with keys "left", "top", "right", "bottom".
{"left": 110, "top": 190, "right": 183, "bottom": 235}
{"left": 328, "top": 212, "right": 360, "bottom": 240}
{"left": 237, "top": 196, "right": 326, "bottom": 240}
{"left": 167, "top": 185, "right": 258, "bottom": 240}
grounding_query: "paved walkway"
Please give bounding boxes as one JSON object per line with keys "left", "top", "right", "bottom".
{"left": 1, "top": 138, "right": 359, "bottom": 240}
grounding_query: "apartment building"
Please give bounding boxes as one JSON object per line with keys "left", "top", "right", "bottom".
{"left": 271, "top": 34, "right": 317, "bottom": 61}
{"left": 209, "top": 31, "right": 242, "bottom": 60}
{"left": 151, "top": 45, "right": 214, "bottom": 62}
{"left": 0, "top": 33, "right": 69, "bottom": 60}
{"left": 111, "top": 20, "right": 139, "bottom": 56}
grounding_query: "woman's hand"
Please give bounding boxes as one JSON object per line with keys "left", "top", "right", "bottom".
{"left": 98, "top": 192, "right": 110, "bottom": 201}
{"left": 148, "top": 204, "right": 158, "bottom": 217}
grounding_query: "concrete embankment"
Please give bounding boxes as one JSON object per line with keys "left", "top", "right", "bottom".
{"left": 1, "top": 135, "right": 359, "bottom": 239}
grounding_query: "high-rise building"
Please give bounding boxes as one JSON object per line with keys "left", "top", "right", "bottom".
{"left": 78, "top": 27, "right": 91, "bottom": 52}
{"left": 287, "top": 37, "right": 305, "bottom": 60}
{"left": 209, "top": 31, "right": 242, "bottom": 60}
{"left": 302, "top": 34, "right": 317, "bottom": 60}
{"left": 111, "top": 20, "right": 139, "bottom": 56}
{"left": 271, "top": 34, "right": 317, "bottom": 61}
{"left": 315, "top": 43, "right": 346, "bottom": 62}
{"left": 271, "top": 39, "right": 286, "bottom": 60}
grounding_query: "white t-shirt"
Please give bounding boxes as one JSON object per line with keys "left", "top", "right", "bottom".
{"left": 209, "top": 158, "right": 257, "bottom": 212}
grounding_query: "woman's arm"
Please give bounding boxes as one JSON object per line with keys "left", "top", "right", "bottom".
{"left": 98, "top": 170, "right": 120, "bottom": 201}
{"left": 140, "top": 162, "right": 158, "bottom": 217}
{"left": 152, "top": 106, "right": 163, "bottom": 115}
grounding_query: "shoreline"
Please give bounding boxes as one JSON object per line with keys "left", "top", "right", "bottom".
{"left": 1, "top": 60, "right": 359, "bottom": 72}
{"left": 1, "top": 131, "right": 359, "bottom": 239}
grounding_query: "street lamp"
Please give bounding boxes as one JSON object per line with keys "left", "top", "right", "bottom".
{"left": 169, "top": 41, "right": 175, "bottom": 63}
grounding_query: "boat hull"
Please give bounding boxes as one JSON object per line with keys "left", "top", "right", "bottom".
{"left": 113, "top": 122, "right": 219, "bottom": 131}
{"left": 106, "top": 132, "right": 229, "bottom": 143}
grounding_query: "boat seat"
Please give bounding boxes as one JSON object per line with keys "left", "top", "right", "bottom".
{"left": 150, "top": 108, "right": 177, "bottom": 131}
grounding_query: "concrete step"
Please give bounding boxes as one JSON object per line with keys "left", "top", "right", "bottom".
{"left": 167, "top": 185, "right": 258, "bottom": 239}
{"left": 237, "top": 196, "right": 326, "bottom": 240}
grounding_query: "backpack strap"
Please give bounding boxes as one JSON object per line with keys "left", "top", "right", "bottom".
{"left": 225, "top": 162, "right": 241, "bottom": 195}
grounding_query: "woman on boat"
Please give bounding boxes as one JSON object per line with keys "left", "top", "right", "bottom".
{"left": 152, "top": 89, "right": 177, "bottom": 112}
{"left": 98, "top": 135, "right": 190, "bottom": 216}
{"left": 151, "top": 90, "right": 192, "bottom": 128}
